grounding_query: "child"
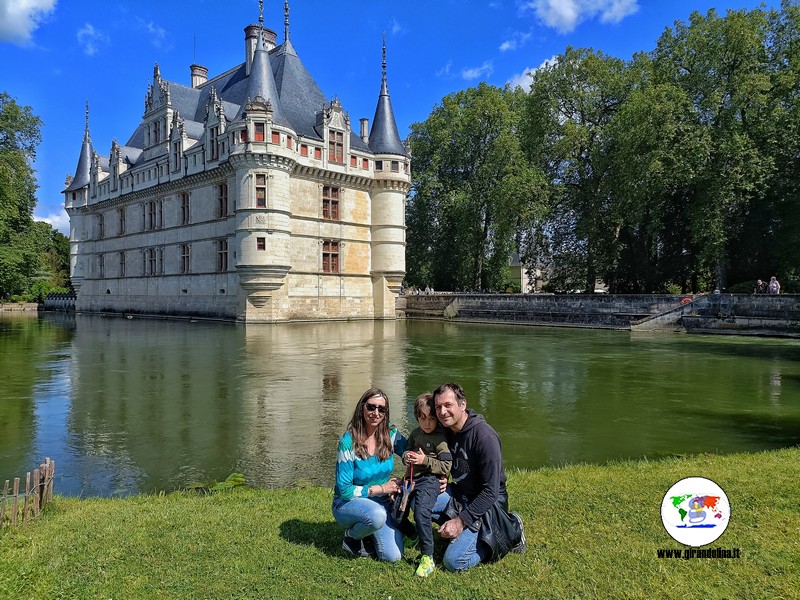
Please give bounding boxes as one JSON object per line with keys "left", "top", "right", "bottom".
{"left": 402, "top": 393, "right": 452, "bottom": 577}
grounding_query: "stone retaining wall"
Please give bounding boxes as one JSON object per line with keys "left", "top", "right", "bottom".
{"left": 403, "top": 293, "right": 687, "bottom": 329}
{"left": 678, "top": 294, "right": 800, "bottom": 337}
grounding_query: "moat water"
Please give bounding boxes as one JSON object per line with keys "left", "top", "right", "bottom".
{"left": 2, "top": 312, "right": 799, "bottom": 497}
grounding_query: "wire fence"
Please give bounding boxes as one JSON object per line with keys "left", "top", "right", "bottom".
{"left": 0, "top": 458, "right": 56, "bottom": 529}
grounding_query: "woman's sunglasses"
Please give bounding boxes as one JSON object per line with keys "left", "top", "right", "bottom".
{"left": 364, "top": 403, "right": 387, "bottom": 415}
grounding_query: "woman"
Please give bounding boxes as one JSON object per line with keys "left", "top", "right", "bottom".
{"left": 333, "top": 388, "right": 407, "bottom": 562}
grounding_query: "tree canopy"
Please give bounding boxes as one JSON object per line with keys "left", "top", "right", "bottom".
{"left": 407, "top": 2, "right": 800, "bottom": 293}
{"left": 0, "top": 93, "right": 70, "bottom": 301}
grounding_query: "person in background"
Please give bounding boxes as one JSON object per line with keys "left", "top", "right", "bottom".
{"left": 768, "top": 276, "right": 781, "bottom": 295}
{"left": 332, "top": 388, "right": 406, "bottom": 561}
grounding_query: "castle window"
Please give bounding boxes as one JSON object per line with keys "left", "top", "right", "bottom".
{"left": 153, "top": 122, "right": 161, "bottom": 144}
{"left": 350, "top": 156, "right": 357, "bottom": 167}
{"left": 271, "top": 131, "right": 280, "bottom": 144}
{"left": 287, "top": 136, "right": 294, "bottom": 149}
{"left": 158, "top": 247, "right": 164, "bottom": 275}
{"left": 217, "top": 239, "right": 228, "bottom": 272}
{"left": 98, "top": 254, "right": 105, "bottom": 278}
{"left": 148, "top": 248, "right": 157, "bottom": 276}
{"left": 216, "top": 183, "right": 228, "bottom": 218}
{"left": 255, "top": 123, "right": 265, "bottom": 142}
{"left": 180, "top": 192, "right": 190, "bottom": 225}
{"left": 119, "top": 252, "right": 126, "bottom": 277}
{"left": 257, "top": 237, "right": 266, "bottom": 251}
{"left": 314, "top": 147, "right": 322, "bottom": 160}
{"left": 391, "top": 161, "right": 399, "bottom": 172}
{"left": 362, "top": 158, "right": 368, "bottom": 170}
{"left": 146, "top": 200, "right": 162, "bottom": 230}
{"left": 322, "top": 186, "right": 339, "bottom": 220}
{"left": 180, "top": 244, "right": 191, "bottom": 274}
{"left": 328, "top": 130, "right": 344, "bottom": 164}
{"left": 210, "top": 126, "right": 219, "bottom": 160}
{"left": 300, "top": 144, "right": 308, "bottom": 157}
{"left": 241, "top": 128, "right": 248, "bottom": 143}
{"left": 118, "top": 208, "right": 126, "bottom": 236}
{"left": 256, "top": 174, "right": 267, "bottom": 208}
{"left": 375, "top": 160, "right": 383, "bottom": 171}
{"left": 98, "top": 214, "right": 104, "bottom": 239}
{"left": 322, "top": 240, "right": 339, "bottom": 273}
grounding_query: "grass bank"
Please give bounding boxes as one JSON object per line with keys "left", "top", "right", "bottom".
{"left": 1, "top": 448, "right": 798, "bottom": 599}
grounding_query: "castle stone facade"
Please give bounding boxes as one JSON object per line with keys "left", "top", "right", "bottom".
{"left": 64, "top": 9, "right": 409, "bottom": 323}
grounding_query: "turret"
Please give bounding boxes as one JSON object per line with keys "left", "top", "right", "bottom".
{"left": 63, "top": 102, "right": 94, "bottom": 295}
{"left": 368, "top": 38, "right": 409, "bottom": 317}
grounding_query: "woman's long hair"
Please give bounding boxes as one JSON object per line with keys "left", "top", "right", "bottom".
{"left": 348, "top": 388, "right": 393, "bottom": 460}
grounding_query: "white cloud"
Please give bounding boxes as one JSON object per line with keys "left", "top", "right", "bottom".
{"left": 390, "top": 17, "right": 403, "bottom": 35}
{"left": 77, "top": 23, "right": 108, "bottom": 56}
{"left": 436, "top": 59, "right": 453, "bottom": 78}
{"left": 523, "top": 0, "right": 638, "bottom": 33}
{"left": 36, "top": 209, "right": 70, "bottom": 235}
{"left": 507, "top": 55, "right": 558, "bottom": 91}
{"left": 462, "top": 61, "right": 493, "bottom": 81}
{"left": 145, "top": 21, "right": 167, "bottom": 48}
{"left": 499, "top": 31, "right": 532, "bottom": 52}
{"left": 0, "top": 0, "right": 57, "bottom": 45}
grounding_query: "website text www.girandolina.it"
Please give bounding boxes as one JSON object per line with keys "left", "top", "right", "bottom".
{"left": 657, "top": 548, "right": 741, "bottom": 559}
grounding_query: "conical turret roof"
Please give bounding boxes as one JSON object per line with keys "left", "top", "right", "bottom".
{"left": 237, "top": 27, "right": 291, "bottom": 128}
{"left": 369, "top": 38, "right": 406, "bottom": 156}
{"left": 64, "top": 103, "right": 93, "bottom": 192}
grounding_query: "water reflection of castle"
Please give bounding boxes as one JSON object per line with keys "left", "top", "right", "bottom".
{"left": 67, "top": 316, "right": 408, "bottom": 494}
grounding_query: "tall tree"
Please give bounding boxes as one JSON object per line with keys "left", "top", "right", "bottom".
{"left": 407, "top": 83, "right": 546, "bottom": 291}
{"left": 523, "top": 47, "right": 629, "bottom": 293}
{"left": 0, "top": 92, "right": 69, "bottom": 299}
{"left": 651, "top": 7, "right": 775, "bottom": 289}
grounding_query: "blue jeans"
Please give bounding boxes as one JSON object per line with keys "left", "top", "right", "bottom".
{"left": 432, "top": 487, "right": 490, "bottom": 572}
{"left": 332, "top": 496, "right": 403, "bottom": 563}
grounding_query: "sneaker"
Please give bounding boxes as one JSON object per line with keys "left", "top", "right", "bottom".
{"left": 510, "top": 512, "right": 526, "bottom": 554}
{"left": 342, "top": 534, "right": 370, "bottom": 558}
{"left": 415, "top": 554, "right": 435, "bottom": 578}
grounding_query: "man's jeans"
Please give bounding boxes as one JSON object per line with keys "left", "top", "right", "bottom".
{"left": 432, "top": 486, "right": 490, "bottom": 572}
{"left": 332, "top": 496, "right": 403, "bottom": 563}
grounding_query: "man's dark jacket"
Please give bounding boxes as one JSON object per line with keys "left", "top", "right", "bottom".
{"left": 443, "top": 409, "right": 523, "bottom": 561}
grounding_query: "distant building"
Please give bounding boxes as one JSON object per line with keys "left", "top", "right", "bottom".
{"left": 64, "top": 5, "right": 409, "bottom": 322}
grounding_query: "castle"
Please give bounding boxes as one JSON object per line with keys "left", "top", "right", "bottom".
{"left": 63, "top": 4, "right": 409, "bottom": 323}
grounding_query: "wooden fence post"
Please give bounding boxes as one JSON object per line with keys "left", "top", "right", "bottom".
{"left": 22, "top": 472, "right": 30, "bottom": 523}
{"left": 11, "top": 478, "right": 19, "bottom": 526}
{"left": 0, "top": 480, "right": 7, "bottom": 528}
{"left": 47, "top": 460, "right": 55, "bottom": 503}
{"left": 39, "top": 463, "right": 46, "bottom": 510}
{"left": 32, "top": 468, "right": 40, "bottom": 519}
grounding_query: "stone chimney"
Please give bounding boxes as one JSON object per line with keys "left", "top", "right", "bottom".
{"left": 245, "top": 25, "right": 278, "bottom": 76}
{"left": 360, "top": 118, "right": 369, "bottom": 143}
{"left": 190, "top": 64, "right": 208, "bottom": 88}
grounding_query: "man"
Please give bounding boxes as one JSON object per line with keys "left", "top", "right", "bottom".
{"left": 432, "top": 382, "right": 525, "bottom": 571}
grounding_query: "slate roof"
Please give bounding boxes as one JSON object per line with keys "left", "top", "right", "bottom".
{"left": 64, "top": 124, "right": 92, "bottom": 192}
{"left": 75, "top": 19, "right": 404, "bottom": 175}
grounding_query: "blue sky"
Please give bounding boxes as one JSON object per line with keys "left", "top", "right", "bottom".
{"left": 0, "top": 0, "right": 779, "bottom": 234}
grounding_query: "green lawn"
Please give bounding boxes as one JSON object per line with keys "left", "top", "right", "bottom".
{"left": 1, "top": 448, "right": 798, "bottom": 599}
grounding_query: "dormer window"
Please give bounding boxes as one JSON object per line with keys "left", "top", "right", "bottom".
{"left": 172, "top": 142, "right": 181, "bottom": 171}
{"left": 153, "top": 122, "right": 161, "bottom": 144}
{"left": 254, "top": 123, "right": 265, "bottom": 142}
{"left": 328, "top": 129, "right": 344, "bottom": 164}
{"left": 210, "top": 127, "right": 219, "bottom": 160}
